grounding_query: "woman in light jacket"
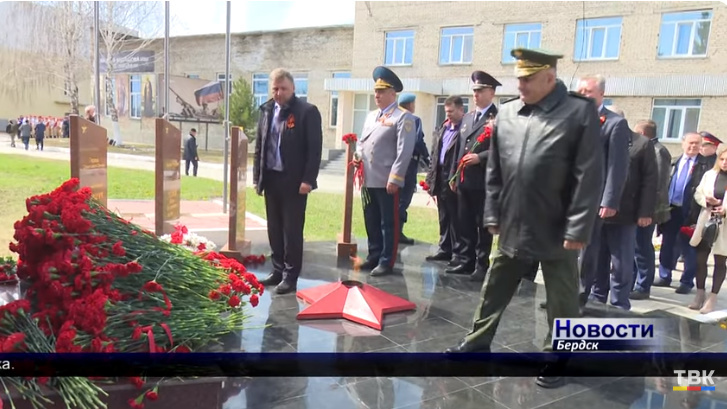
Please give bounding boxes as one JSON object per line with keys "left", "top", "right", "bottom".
{"left": 689, "top": 144, "right": 727, "bottom": 313}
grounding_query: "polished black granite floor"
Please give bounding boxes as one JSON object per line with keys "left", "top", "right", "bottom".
{"left": 204, "top": 232, "right": 727, "bottom": 409}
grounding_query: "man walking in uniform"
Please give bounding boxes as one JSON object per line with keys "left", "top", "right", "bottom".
{"left": 253, "top": 68, "right": 323, "bottom": 294}
{"left": 577, "top": 74, "right": 631, "bottom": 310}
{"left": 445, "top": 48, "right": 603, "bottom": 389}
{"left": 397, "top": 93, "right": 430, "bottom": 245}
{"left": 353, "top": 66, "right": 416, "bottom": 276}
{"left": 447, "top": 71, "right": 499, "bottom": 282}
{"left": 424, "top": 97, "right": 465, "bottom": 266}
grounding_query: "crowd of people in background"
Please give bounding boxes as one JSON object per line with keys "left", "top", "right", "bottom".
{"left": 5, "top": 115, "right": 70, "bottom": 150}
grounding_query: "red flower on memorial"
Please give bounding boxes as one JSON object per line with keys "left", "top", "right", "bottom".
{"left": 418, "top": 180, "right": 430, "bottom": 192}
{"left": 342, "top": 133, "right": 357, "bottom": 144}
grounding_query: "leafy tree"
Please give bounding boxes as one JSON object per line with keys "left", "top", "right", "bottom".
{"left": 220, "top": 77, "right": 259, "bottom": 141}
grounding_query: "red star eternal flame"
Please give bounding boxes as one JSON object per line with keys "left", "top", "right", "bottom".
{"left": 296, "top": 280, "right": 416, "bottom": 330}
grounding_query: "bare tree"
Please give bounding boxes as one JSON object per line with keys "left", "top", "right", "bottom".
{"left": 98, "top": 1, "right": 163, "bottom": 146}
{"left": 0, "top": 2, "right": 93, "bottom": 115}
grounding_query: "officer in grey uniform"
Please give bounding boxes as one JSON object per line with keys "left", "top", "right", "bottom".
{"left": 353, "top": 66, "right": 417, "bottom": 276}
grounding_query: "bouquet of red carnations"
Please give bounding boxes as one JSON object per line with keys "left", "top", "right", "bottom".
{"left": 0, "top": 178, "right": 265, "bottom": 409}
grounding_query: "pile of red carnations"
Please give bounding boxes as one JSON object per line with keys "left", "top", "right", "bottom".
{"left": 0, "top": 178, "right": 265, "bottom": 409}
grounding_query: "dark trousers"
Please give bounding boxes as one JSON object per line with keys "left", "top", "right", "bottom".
{"left": 35, "top": 137, "right": 43, "bottom": 150}
{"left": 363, "top": 187, "right": 400, "bottom": 268}
{"left": 398, "top": 159, "right": 419, "bottom": 233}
{"left": 263, "top": 171, "right": 308, "bottom": 281}
{"left": 579, "top": 216, "right": 604, "bottom": 306}
{"left": 658, "top": 206, "right": 696, "bottom": 288}
{"left": 633, "top": 224, "right": 657, "bottom": 293}
{"left": 464, "top": 252, "right": 580, "bottom": 350}
{"left": 456, "top": 187, "right": 492, "bottom": 272}
{"left": 435, "top": 180, "right": 459, "bottom": 257}
{"left": 185, "top": 159, "right": 198, "bottom": 176}
{"left": 591, "top": 223, "right": 637, "bottom": 310}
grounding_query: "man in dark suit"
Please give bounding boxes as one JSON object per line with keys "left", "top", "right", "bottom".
{"left": 591, "top": 108, "right": 657, "bottom": 310}
{"left": 424, "top": 96, "right": 465, "bottom": 267}
{"left": 631, "top": 120, "right": 673, "bottom": 300}
{"left": 447, "top": 71, "right": 499, "bottom": 282}
{"left": 699, "top": 131, "right": 720, "bottom": 169}
{"left": 653, "top": 132, "right": 707, "bottom": 295}
{"left": 253, "top": 68, "right": 323, "bottom": 294}
{"left": 184, "top": 128, "right": 199, "bottom": 177}
{"left": 397, "top": 93, "right": 430, "bottom": 245}
{"left": 576, "top": 74, "right": 631, "bottom": 310}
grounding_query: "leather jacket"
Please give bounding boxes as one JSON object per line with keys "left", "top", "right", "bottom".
{"left": 484, "top": 80, "right": 604, "bottom": 261}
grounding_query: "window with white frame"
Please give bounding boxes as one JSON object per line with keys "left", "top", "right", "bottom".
{"left": 439, "top": 26, "right": 474, "bottom": 65}
{"left": 217, "top": 73, "right": 233, "bottom": 95}
{"left": 293, "top": 73, "right": 308, "bottom": 103}
{"left": 105, "top": 76, "right": 117, "bottom": 116}
{"left": 574, "top": 17, "right": 623, "bottom": 61}
{"left": 330, "top": 72, "right": 350, "bottom": 127}
{"left": 385, "top": 30, "right": 414, "bottom": 66}
{"left": 252, "top": 73, "right": 268, "bottom": 107}
{"left": 129, "top": 75, "right": 141, "bottom": 118}
{"left": 502, "top": 23, "right": 542, "bottom": 63}
{"left": 658, "top": 10, "right": 712, "bottom": 58}
{"left": 435, "top": 96, "right": 470, "bottom": 128}
{"left": 353, "top": 94, "right": 376, "bottom": 137}
{"left": 603, "top": 98, "right": 613, "bottom": 107}
{"left": 651, "top": 99, "right": 701, "bottom": 141}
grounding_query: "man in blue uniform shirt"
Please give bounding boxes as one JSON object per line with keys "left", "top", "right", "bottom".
{"left": 397, "top": 92, "right": 430, "bottom": 245}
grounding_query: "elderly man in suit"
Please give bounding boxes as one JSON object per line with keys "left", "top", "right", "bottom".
{"left": 576, "top": 74, "right": 631, "bottom": 310}
{"left": 253, "top": 68, "right": 323, "bottom": 295}
{"left": 631, "top": 120, "right": 673, "bottom": 300}
{"left": 653, "top": 132, "right": 708, "bottom": 294}
{"left": 397, "top": 93, "right": 430, "bottom": 245}
{"left": 353, "top": 66, "right": 417, "bottom": 277}
{"left": 447, "top": 71, "right": 500, "bottom": 282}
{"left": 590, "top": 108, "right": 657, "bottom": 310}
{"left": 424, "top": 96, "right": 465, "bottom": 267}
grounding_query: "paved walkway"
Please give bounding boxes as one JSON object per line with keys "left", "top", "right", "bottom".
{"left": 107, "top": 199, "right": 267, "bottom": 233}
{"left": 0, "top": 133, "right": 434, "bottom": 208}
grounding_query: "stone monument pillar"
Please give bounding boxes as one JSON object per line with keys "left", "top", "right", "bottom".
{"left": 69, "top": 115, "right": 108, "bottom": 207}
{"left": 155, "top": 118, "right": 181, "bottom": 236}
{"left": 221, "top": 126, "right": 252, "bottom": 260}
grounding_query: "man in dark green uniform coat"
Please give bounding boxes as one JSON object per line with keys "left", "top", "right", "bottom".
{"left": 444, "top": 48, "right": 604, "bottom": 389}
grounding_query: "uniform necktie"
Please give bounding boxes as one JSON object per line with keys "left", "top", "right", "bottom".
{"left": 475, "top": 112, "right": 482, "bottom": 123}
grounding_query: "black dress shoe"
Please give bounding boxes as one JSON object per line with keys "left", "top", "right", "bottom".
{"left": 370, "top": 264, "right": 393, "bottom": 276}
{"left": 399, "top": 234, "right": 414, "bottom": 245}
{"left": 535, "top": 376, "right": 565, "bottom": 388}
{"left": 445, "top": 264, "right": 474, "bottom": 275}
{"left": 259, "top": 272, "right": 283, "bottom": 286}
{"left": 359, "top": 260, "right": 377, "bottom": 271}
{"left": 447, "top": 259, "right": 460, "bottom": 267}
{"left": 675, "top": 284, "right": 692, "bottom": 294}
{"left": 444, "top": 339, "right": 491, "bottom": 353}
{"left": 274, "top": 280, "right": 297, "bottom": 295}
{"left": 652, "top": 278, "right": 671, "bottom": 287}
{"left": 469, "top": 270, "right": 486, "bottom": 281}
{"left": 629, "top": 291, "right": 650, "bottom": 300}
{"left": 426, "top": 252, "right": 451, "bottom": 261}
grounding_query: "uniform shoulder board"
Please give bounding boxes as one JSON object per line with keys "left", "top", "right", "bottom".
{"left": 568, "top": 91, "right": 591, "bottom": 101}
{"left": 398, "top": 105, "right": 410, "bottom": 113}
{"left": 500, "top": 96, "right": 519, "bottom": 104}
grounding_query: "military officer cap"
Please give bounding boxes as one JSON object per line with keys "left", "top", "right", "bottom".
{"left": 511, "top": 48, "right": 563, "bottom": 78}
{"left": 373, "top": 66, "right": 404, "bottom": 92}
{"left": 398, "top": 93, "right": 416, "bottom": 105}
{"left": 471, "top": 71, "right": 501, "bottom": 90}
{"left": 700, "top": 131, "right": 721, "bottom": 146}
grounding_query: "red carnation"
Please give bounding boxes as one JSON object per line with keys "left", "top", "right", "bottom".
{"left": 129, "top": 376, "right": 144, "bottom": 389}
{"left": 418, "top": 180, "right": 430, "bottom": 192}
{"left": 228, "top": 295, "right": 241, "bottom": 308}
{"left": 112, "top": 241, "right": 126, "bottom": 257}
{"left": 250, "top": 294, "right": 259, "bottom": 307}
{"left": 208, "top": 290, "right": 220, "bottom": 300}
{"left": 145, "top": 390, "right": 159, "bottom": 401}
{"left": 680, "top": 226, "right": 695, "bottom": 237}
{"left": 342, "top": 133, "right": 358, "bottom": 144}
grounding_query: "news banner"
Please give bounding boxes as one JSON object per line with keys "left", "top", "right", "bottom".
{"left": 1, "top": 319, "right": 727, "bottom": 377}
